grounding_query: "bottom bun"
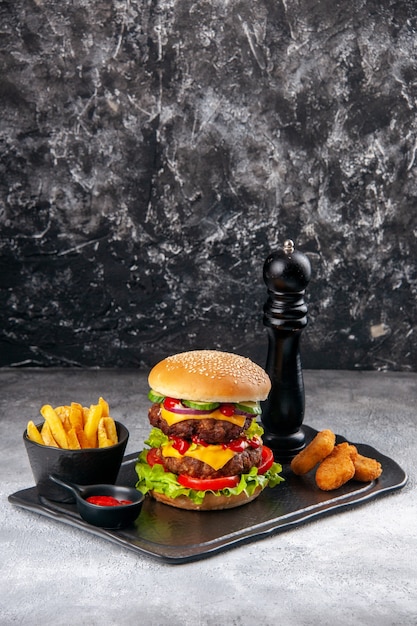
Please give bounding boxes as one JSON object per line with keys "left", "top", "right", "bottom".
{"left": 149, "top": 485, "right": 264, "bottom": 511}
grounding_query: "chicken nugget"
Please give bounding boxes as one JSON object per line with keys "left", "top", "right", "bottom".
{"left": 290, "top": 429, "right": 336, "bottom": 475}
{"left": 346, "top": 442, "right": 358, "bottom": 462}
{"left": 315, "top": 442, "right": 357, "bottom": 491}
{"left": 353, "top": 453, "right": 382, "bottom": 482}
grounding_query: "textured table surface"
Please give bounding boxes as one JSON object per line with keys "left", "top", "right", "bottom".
{"left": 1, "top": 368, "right": 416, "bottom": 625}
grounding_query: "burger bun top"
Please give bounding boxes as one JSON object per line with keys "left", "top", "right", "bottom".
{"left": 148, "top": 350, "right": 271, "bottom": 403}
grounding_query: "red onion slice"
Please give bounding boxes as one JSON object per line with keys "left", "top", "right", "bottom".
{"left": 234, "top": 409, "right": 255, "bottom": 419}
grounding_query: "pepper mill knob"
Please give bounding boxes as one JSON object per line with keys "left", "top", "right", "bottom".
{"left": 261, "top": 240, "right": 311, "bottom": 461}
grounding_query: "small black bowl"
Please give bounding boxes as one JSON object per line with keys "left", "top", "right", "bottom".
{"left": 49, "top": 475, "right": 144, "bottom": 529}
{"left": 24, "top": 421, "right": 129, "bottom": 503}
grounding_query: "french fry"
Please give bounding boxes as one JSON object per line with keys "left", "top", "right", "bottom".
{"left": 40, "top": 404, "right": 69, "bottom": 449}
{"left": 55, "top": 405, "right": 70, "bottom": 422}
{"left": 103, "top": 417, "right": 117, "bottom": 445}
{"left": 26, "top": 397, "right": 117, "bottom": 450}
{"left": 83, "top": 403, "right": 103, "bottom": 447}
{"left": 76, "top": 429, "right": 91, "bottom": 449}
{"left": 98, "top": 397, "right": 110, "bottom": 417}
{"left": 41, "top": 421, "right": 59, "bottom": 447}
{"left": 27, "top": 420, "right": 44, "bottom": 445}
{"left": 82, "top": 406, "right": 90, "bottom": 427}
{"left": 97, "top": 417, "right": 118, "bottom": 448}
{"left": 98, "top": 419, "right": 112, "bottom": 448}
{"left": 66, "top": 427, "right": 81, "bottom": 450}
{"left": 62, "top": 413, "right": 73, "bottom": 433}
{"left": 54, "top": 406, "right": 73, "bottom": 437}
{"left": 69, "top": 402, "right": 84, "bottom": 432}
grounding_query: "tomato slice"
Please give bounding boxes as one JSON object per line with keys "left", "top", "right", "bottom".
{"left": 147, "top": 448, "right": 165, "bottom": 468}
{"left": 177, "top": 474, "right": 240, "bottom": 491}
{"left": 257, "top": 446, "right": 274, "bottom": 474}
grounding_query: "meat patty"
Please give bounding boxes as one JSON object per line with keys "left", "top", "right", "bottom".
{"left": 148, "top": 403, "right": 253, "bottom": 444}
{"left": 155, "top": 445, "right": 263, "bottom": 479}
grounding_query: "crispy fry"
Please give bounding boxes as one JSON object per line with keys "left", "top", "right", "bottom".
{"left": 353, "top": 453, "right": 382, "bottom": 482}
{"left": 97, "top": 423, "right": 111, "bottom": 447}
{"left": 69, "top": 402, "right": 84, "bottom": 432}
{"left": 290, "top": 429, "right": 336, "bottom": 475}
{"left": 82, "top": 406, "right": 90, "bottom": 427}
{"left": 98, "top": 397, "right": 110, "bottom": 417}
{"left": 83, "top": 403, "right": 103, "bottom": 447}
{"left": 315, "top": 442, "right": 357, "bottom": 491}
{"left": 66, "top": 427, "right": 81, "bottom": 450}
{"left": 97, "top": 418, "right": 113, "bottom": 448}
{"left": 41, "top": 421, "right": 59, "bottom": 447}
{"left": 40, "top": 404, "right": 69, "bottom": 449}
{"left": 55, "top": 405, "right": 70, "bottom": 422}
{"left": 76, "top": 429, "right": 91, "bottom": 449}
{"left": 27, "top": 398, "right": 116, "bottom": 450}
{"left": 54, "top": 406, "right": 73, "bottom": 438}
{"left": 62, "top": 413, "right": 73, "bottom": 433}
{"left": 27, "top": 420, "right": 44, "bottom": 445}
{"left": 103, "top": 416, "right": 117, "bottom": 445}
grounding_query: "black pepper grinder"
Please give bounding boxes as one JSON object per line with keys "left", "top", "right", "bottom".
{"left": 261, "top": 239, "right": 311, "bottom": 462}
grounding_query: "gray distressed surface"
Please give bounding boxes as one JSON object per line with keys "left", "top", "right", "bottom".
{"left": 1, "top": 1, "right": 417, "bottom": 371}
{"left": 1, "top": 368, "right": 416, "bottom": 625}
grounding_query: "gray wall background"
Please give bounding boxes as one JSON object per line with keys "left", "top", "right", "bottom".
{"left": 1, "top": 0, "right": 416, "bottom": 371}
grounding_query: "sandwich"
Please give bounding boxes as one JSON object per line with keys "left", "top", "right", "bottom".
{"left": 135, "top": 350, "right": 284, "bottom": 510}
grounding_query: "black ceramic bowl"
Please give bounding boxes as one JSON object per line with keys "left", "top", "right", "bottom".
{"left": 24, "top": 421, "right": 129, "bottom": 503}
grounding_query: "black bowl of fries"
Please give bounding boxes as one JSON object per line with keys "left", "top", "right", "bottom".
{"left": 23, "top": 399, "right": 129, "bottom": 503}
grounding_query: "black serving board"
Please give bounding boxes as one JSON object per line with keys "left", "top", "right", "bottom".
{"left": 9, "top": 425, "right": 407, "bottom": 564}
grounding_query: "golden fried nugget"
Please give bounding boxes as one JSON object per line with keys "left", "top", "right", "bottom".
{"left": 290, "top": 429, "right": 336, "bottom": 475}
{"left": 315, "top": 442, "right": 357, "bottom": 491}
{"left": 353, "top": 453, "right": 382, "bottom": 482}
{"left": 347, "top": 443, "right": 358, "bottom": 462}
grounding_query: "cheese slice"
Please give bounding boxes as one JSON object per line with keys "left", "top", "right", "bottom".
{"left": 162, "top": 442, "right": 236, "bottom": 471}
{"left": 160, "top": 407, "right": 246, "bottom": 428}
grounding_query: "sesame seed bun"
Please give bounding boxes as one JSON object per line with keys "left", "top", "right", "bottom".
{"left": 148, "top": 350, "right": 271, "bottom": 403}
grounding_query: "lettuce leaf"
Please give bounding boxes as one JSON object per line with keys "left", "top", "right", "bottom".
{"left": 244, "top": 419, "right": 264, "bottom": 440}
{"left": 144, "top": 427, "right": 170, "bottom": 448}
